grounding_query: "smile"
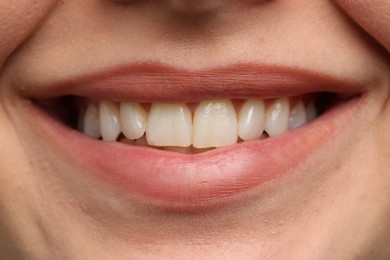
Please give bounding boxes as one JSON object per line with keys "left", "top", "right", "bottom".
{"left": 27, "top": 63, "right": 365, "bottom": 209}
{"left": 79, "top": 95, "right": 318, "bottom": 153}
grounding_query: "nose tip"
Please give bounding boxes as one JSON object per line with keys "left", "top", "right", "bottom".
{"left": 169, "top": 0, "right": 226, "bottom": 13}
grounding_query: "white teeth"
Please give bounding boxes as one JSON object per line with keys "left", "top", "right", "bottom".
{"left": 238, "top": 99, "right": 265, "bottom": 141}
{"left": 306, "top": 101, "right": 317, "bottom": 122}
{"left": 146, "top": 103, "right": 192, "bottom": 147}
{"left": 99, "top": 101, "right": 121, "bottom": 141}
{"left": 83, "top": 96, "right": 317, "bottom": 150}
{"left": 83, "top": 103, "right": 101, "bottom": 139}
{"left": 265, "top": 98, "right": 290, "bottom": 137}
{"left": 289, "top": 101, "right": 307, "bottom": 130}
{"left": 193, "top": 100, "right": 238, "bottom": 148}
{"left": 120, "top": 102, "right": 148, "bottom": 140}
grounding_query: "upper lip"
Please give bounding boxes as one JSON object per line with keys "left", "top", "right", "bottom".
{"left": 25, "top": 62, "right": 365, "bottom": 102}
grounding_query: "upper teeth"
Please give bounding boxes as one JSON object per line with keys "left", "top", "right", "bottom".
{"left": 99, "top": 101, "right": 121, "bottom": 142}
{"left": 264, "top": 97, "right": 290, "bottom": 137}
{"left": 80, "top": 97, "right": 315, "bottom": 148}
{"left": 147, "top": 103, "right": 193, "bottom": 147}
{"left": 120, "top": 102, "right": 148, "bottom": 140}
{"left": 193, "top": 100, "right": 238, "bottom": 148}
{"left": 238, "top": 99, "right": 266, "bottom": 141}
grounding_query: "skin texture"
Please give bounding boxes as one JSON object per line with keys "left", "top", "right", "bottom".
{"left": 334, "top": 0, "right": 390, "bottom": 50}
{"left": 0, "top": 0, "right": 389, "bottom": 259}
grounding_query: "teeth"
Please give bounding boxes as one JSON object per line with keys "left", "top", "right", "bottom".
{"left": 306, "top": 101, "right": 317, "bottom": 122}
{"left": 146, "top": 103, "right": 192, "bottom": 147}
{"left": 120, "top": 102, "right": 148, "bottom": 140}
{"left": 83, "top": 103, "right": 101, "bottom": 139}
{"left": 264, "top": 98, "right": 290, "bottom": 137}
{"left": 289, "top": 101, "right": 307, "bottom": 130}
{"left": 238, "top": 99, "right": 265, "bottom": 141}
{"left": 193, "top": 100, "right": 238, "bottom": 148}
{"left": 81, "top": 96, "right": 318, "bottom": 151}
{"left": 99, "top": 101, "right": 121, "bottom": 141}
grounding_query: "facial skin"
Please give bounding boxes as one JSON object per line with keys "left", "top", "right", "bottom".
{"left": 0, "top": 0, "right": 389, "bottom": 259}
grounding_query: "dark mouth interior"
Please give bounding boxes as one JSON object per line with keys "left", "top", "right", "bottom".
{"left": 36, "top": 96, "right": 81, "bottom": 129}
{"left": 33, "top": 92, "right": 354, "bottom": 152}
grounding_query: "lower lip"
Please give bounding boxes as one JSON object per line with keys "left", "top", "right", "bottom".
{"left": 31, "top": 96, "right": 362, "bottom": 209}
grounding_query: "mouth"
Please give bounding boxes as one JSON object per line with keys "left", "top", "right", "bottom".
{"left": 43, "top": 93, "right": 328, "bottom": 153}
{"left": 25, "top": 63, "right": 365, "bottom": 209}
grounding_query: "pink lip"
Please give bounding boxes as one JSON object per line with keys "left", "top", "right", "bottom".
{"left": 28, "top": 63, "right": 364, "bottom": 209}
{"left": 28, "top": 63, "right": 364, "bottom": 102}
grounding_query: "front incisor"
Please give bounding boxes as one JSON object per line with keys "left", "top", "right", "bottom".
{"left": 146, "top": 103, "right": 192, "bottom": 147}
{"left": 193, "top": 100, "right": 238, "bottom": 148}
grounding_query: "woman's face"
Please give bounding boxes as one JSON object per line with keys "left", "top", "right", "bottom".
{"left": 0, "top": 0, "right": 389, "bottom": 259}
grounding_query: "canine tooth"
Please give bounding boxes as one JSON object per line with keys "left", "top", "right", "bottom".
{"left": 238, "top": 99, "right": 265, "bottom": 141}
{"left": 83, "top": 103, "right": 101, "bottom": 139}
{"left": 120, "top": 102, "right": 148, "bottom": 140}
{"left": 306, "top": 101, "right": 317, "bottom": 122}
{"left": 289, "top": 101, "right": 307, "bottom": 130}
{"left": 146, "top": 103, "right": 192, "bottom": 147}
{"left": 193, "top": 100, "right": 238, "bottom": 148}
{"left": 265, "top": 98, "right": 290, "bottom": 137}
{"left": 99, "top": 101, "right": 121, "bottom": 141}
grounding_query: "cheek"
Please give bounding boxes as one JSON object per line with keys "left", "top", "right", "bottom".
{"left": 378, "top": 91, "right": 390, "bottom": 161}
{"left": 0, "top": 0, "right": 59, "bottom": 207}
{"left": 0, "top": 0, "right": 58, "bottom": 66}
{"left": 333, "top": 0, "right": 390, "bottom": 51}
{"left": 0, "top": 101, "right": 31, "bottom": 201}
